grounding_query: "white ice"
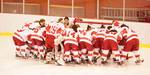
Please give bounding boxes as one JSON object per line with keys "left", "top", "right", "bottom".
{"left": 0, "top": 36, "right": 150, "bottom": 75}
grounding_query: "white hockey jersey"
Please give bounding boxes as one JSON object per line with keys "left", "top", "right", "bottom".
{"left": 78, "top": 28, "right": 96, "bottom": 44}
{"left": 96, "top": 28, "right": 106, "bottom": 39}
{"left": 13, "top": 23, "right": 33, "bottom": 42}
{"left": 63, "top": 28, "right": 78, "bottom": 45}
{"left": 27, "top": 26, "right": 45, "bottom": 42}
{"left": 122, "top": 29, "right": 139, "bottom": 42}
{"left": 46, "top": 22, "right": 65, "bottom": 37}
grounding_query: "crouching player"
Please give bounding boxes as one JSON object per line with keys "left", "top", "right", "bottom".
{"left": 12, "top": 23, "right": 32, "bottom": 58}
{"left": 44, "top": 18, "right": 65, "bottom": 64}
{"left": 120, "top": 24, "right": 144, "bottom": 64}
{"left": 27, "top": 19, "right": 46, "bottom": 60}
{"left": 62, "top": 24, "right": 80, "bottom": 64}
{"left": 92, "top": 25, "right": 106, "bottom": 63}
{"left": 78, "top": 25, "right": 96, "bottom": 64}
{"left": 101, "top": 26, "right": 121, "bottom": 65}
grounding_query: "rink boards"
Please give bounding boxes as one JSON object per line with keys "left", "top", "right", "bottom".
{"left": 0, "top": 13, "right": 150, "bottom": 48}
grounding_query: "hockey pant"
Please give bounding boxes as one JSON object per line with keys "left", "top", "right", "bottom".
{"left": 13, "top": 36, "right": 29, "bottom": 57}
{"left": 121, "top": 39, "right": 140, "bottom": 61}
{"left": 64, "top": 43, "right": 80, "bottom": 62}
{"left": 28, "top": 39, "right": 45, "bottom": 59}
{"left": 101, "top": 40, "right": 120, "bottom": 61}
{"left": 93, "top": 38, "right": 104, "bottom": 58}
{"left": 79, "top": 41, "right": 93, "bottom": 61}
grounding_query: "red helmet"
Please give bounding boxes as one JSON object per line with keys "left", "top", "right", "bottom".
{"left": 113, "top": 20, "right": 119, "bottom": 26}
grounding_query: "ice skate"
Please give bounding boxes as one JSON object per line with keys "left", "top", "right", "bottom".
{"left": 92, "top": 56, "right": 100, "bottom": 64}
{"left": 15, "top": 53, "right": 22, "bottom": 57}
{"left": 38, "top": 55, "right": 44, "bottom": 60}
{"left": 135, "top": 58, "right": 144, "bottom": 64}
{"left": 54, "top": 53, "right": 65, "bottom": 66}
{"left": 33, "top": 54, "right": 38, "bottom": 59}
{"left": 112, "top": 58, "right": 122, "bottom": 65}
{"left": 73, "top": 58, "right": 81, "bottom": 64}
{"left": 101, "top": 58, "right": 108, "bottom": 65}
{"left": 44, "top": 60, "right": 50, "bottom": 64}
{"left": 101, "top": 60, "right": 108, "bottom": 65}
{"left": 87, "top": 60, "right": 94, "bottom": 65}
{"left": 55, "top": 58, "right": 65, "bottom": 66}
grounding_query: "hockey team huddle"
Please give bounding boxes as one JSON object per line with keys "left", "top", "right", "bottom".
{"left": 12, "top": 17, "right": 144, "bottom": 66}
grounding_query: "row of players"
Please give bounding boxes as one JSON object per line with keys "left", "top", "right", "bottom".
{"left": 12, "top": 17, "right": 144, "bottom": 65}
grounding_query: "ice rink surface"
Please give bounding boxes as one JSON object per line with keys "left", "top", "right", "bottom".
{"left": 0, "top": 36, "right": 150, "bottom": 75}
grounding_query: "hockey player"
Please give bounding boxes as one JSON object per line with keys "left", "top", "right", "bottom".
{"left": 93, "top": 25, "right": 106, "bottom": 61}
{"left": 112, "top": 20, "right": 120, "bottom": 28}
{"left": 78, "top": 25, "right": 96, "bottom": 64}
{"left": 45, "top": 18, "right": 65, "bottom": 49}
{"left": 27, "top": 19, "right": 46, "bottom": 60}
{"left": 44, "top": 24, "right": 55, "bottom": 63}
{"left": 73, "top": 17, "right": 83, "bottom": 25}
{"left": 111, "top": 20, "right": 125, "bottom": 52}
{"left": 62, "top": 24, "right": 80, "bottom": 64}
{"left": 64, "top": 16, "right": 70, "bottom": 26}
{"left": 101, "top": 26, "right": 121, "bottom": 65}
{"left": 12, "top": 23, "right": 32, "bottom": 58}
{"left": 120, "top": 24, "right": 144, "bottom": 64}
{"left": 44, "top": 18, "right": 65, "bottom": 64}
